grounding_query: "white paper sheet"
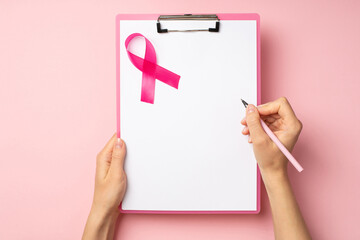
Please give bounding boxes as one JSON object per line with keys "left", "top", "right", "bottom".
{"left": 119, "top": 19, "right": 258, "bottom": 211}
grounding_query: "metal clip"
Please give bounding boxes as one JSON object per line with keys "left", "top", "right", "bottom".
{"left": 157, "top": 14, "right": 220, "bottom": 33}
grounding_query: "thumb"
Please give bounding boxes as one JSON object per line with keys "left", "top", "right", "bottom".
{"left": 246, "top": 104, "right": 269, "bottom": 144}
{"left": 110, "top": 139, "right": 126, "bottom": 172}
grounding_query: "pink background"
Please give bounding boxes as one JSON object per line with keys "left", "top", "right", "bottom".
{"left": 0, "top": 0, "right": 359, "bottom": 239}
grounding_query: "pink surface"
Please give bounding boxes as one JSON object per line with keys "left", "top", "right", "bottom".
{"left": 0, "top": 1, "right": 359, "bottom": 239}
{"left": 117, "top": 13, "right": 261, "bottom": 214}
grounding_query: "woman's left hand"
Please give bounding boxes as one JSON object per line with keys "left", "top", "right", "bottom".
{"left": 82, "top": 134, "right": 127, "bottom": 240}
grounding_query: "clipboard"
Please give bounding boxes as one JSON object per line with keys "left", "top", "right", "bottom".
{"left": 116, "top": 13, "right": 261, "bottom": 214}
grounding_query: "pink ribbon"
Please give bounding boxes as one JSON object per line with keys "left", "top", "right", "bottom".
{"left": 125, "top": 33, "right": 181, "bottom": 104}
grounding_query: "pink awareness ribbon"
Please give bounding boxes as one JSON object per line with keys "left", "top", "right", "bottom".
{"left": 125, "top": 33, "right": 181, "bottom": 104}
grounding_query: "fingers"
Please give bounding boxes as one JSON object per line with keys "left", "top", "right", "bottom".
{"left": 242, "top": 126, "right": 249, "bottom": 135}
{"left": 257, "top": 97, "right": 297, "bottom": 120}
{"left": 246, "top": 104, "right": 270, "bottom": 145}
{"left": 96, "top": 134, "right": 117, "bottom": 180}
{"left": 258, "top": 97, "right": 303, "bottom": 135}
{"left": 109, "top": 139, "right": 127, "bottom": 176}
{"left": 241, "top": 124, "right": 252, "bottom": 143}
{"left": 241, "top": 117, "right": 247, "bottom": 125}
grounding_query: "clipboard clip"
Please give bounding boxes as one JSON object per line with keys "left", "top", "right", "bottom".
{"left": 157, "top": 14, "right": 220, "bottom": 33}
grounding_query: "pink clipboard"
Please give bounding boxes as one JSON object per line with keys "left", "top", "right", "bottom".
{"left": 116, "top": 13, "right": 261, "bottom": 214}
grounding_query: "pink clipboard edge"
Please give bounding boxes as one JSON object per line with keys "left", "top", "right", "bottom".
{"left": 116, "top": 13, "right": 261, "bottom": 214}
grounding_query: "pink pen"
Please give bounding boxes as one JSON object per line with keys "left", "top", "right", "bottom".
{"left": 241, "top": 99, "right": 304, "bottom": 172}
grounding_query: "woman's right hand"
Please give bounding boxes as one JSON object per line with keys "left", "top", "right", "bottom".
{"left": 242, "top": 97, "right": 311, "bottom": 240}
{"left": 241, "top": 97, "right": 303, "bottom": 175}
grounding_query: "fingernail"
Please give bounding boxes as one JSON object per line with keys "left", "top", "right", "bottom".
{"left": 116, "top": 138, "right": 123, "bottom": 149}
{"left": 247, "top": 105, "right": 255, "bottom": 113}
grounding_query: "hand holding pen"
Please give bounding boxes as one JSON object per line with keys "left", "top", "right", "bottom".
{"left": 241, "top": 97, "right": 311, "bottom": 239}
{"left": 241, "top": 97, "right": 304, "bottom": 173}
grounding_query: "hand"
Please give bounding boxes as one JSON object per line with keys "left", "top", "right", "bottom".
{"left": 82, "top": 134, "right": 127, "bottom": 240}
{"left": 241, "top": 97, "right": 303, "bottom": 175}
{"left": 241, "top": 98, "right": 311, "bottom": 239}
{"left": 92, "top": 134, "right": 127, "bottom": 215}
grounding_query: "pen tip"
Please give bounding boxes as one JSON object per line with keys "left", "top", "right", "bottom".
{"left": 241, "top": 99, "right": 248, "bottom": 108}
